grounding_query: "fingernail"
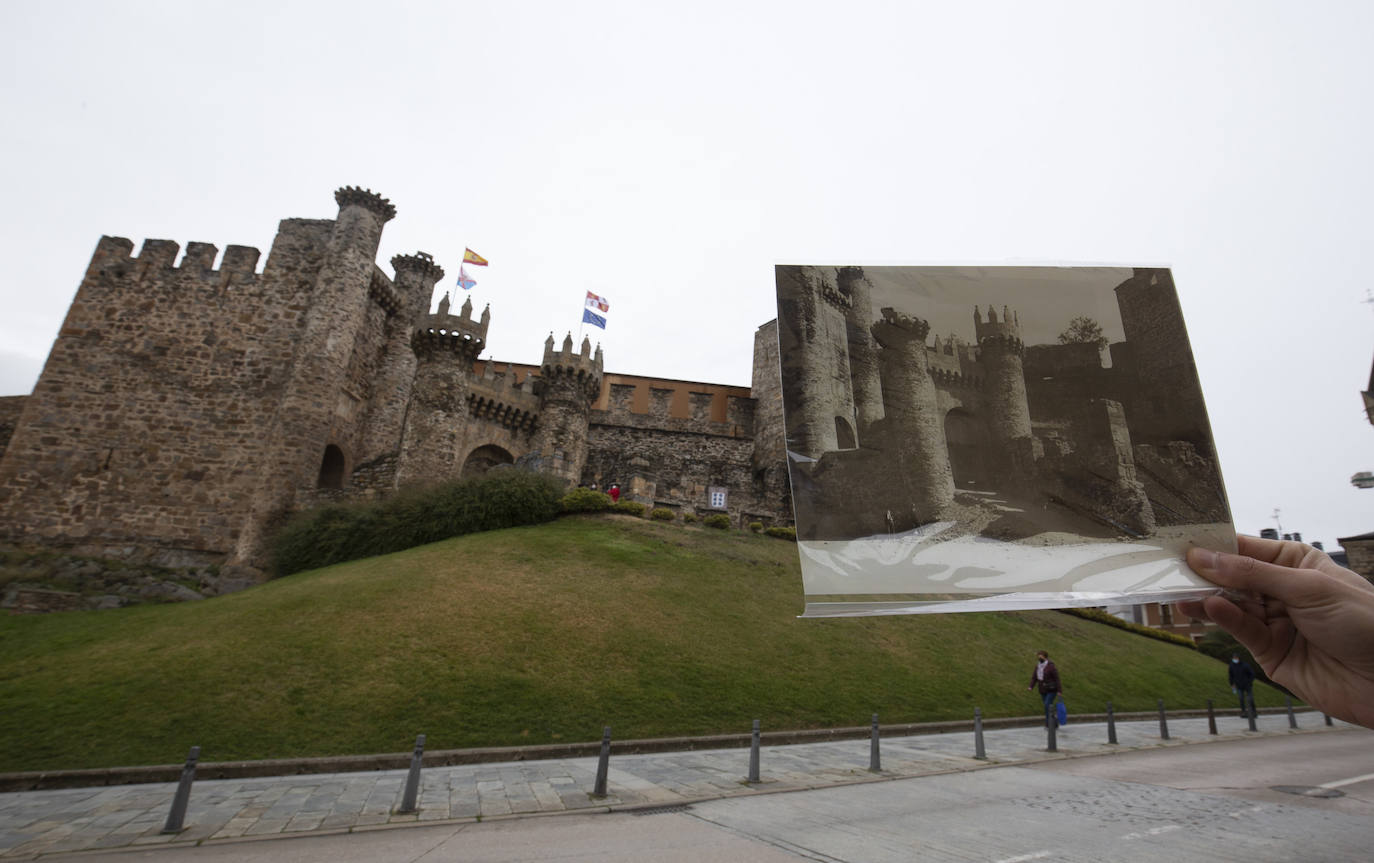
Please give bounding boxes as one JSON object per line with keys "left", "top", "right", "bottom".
{"left": 1188, "top": 548, "right": 1219, "bottom": 572}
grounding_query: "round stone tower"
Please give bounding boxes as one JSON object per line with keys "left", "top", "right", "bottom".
{"left": 871, "top": 308, "right": 954, "bottom": 522}
{"left": 359, "top": 252, "right": 445, "bottom": 463}
{"left": 838, "top": 266, "right": 884, "bottom": 437}
{"left": 530, "top": 332, "right": 603, "bottom": 486}
{"left": 232, "top": 186, "right": 396, "bottom": 569}
{"left": 974, "top": 304, "right": 1035, "bottom": 482}
{"left": 395, "top": 293, "right": 489, "bottom": 486}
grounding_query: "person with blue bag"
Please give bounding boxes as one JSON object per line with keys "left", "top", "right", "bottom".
{"left": 1028, "top": 650, "right": 1064, "bottom": 727}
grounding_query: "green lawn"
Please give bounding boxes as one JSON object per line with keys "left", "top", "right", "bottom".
{"left": 0, "top": 515, "right": 1285, "bottom": 772}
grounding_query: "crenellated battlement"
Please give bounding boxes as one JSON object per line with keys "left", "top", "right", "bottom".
{"left": 973, "top": 304, "right": 1022, "bottom": 350}
{"left": 334, "top": 186, "right": 396, "bottom": 222}
{"left": 87, "top": 236, "right": 263, "bottom": 282}
{"left": 541, "top": 333, "right": 604, "bottom": 386}
{"left": 391, "top": 251, "right": 445, "bottom": 284}
{"left": 871, "top": 307, "right": 931, "bottom": 348}
{"left": 411, "top": 295, "right": 487, "bottom": 360}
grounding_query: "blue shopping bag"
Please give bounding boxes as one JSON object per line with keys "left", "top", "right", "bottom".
{"left": 1056, "top": 699, "right": 1068, "bottom": 726}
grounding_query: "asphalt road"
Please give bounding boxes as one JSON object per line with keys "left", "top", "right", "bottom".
{"left": 37, "top": 728, "right": 1374, "bottom": 862}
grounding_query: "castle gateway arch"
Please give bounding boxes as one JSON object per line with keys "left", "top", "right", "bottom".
{"left": 461, "top": 444, "right": 515, "bottom": 478}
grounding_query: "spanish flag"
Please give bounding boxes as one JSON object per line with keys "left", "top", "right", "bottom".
{"left": 462, "top": 248, "right": 489, "bottom": 267}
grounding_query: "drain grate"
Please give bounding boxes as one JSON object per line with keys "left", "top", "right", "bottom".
{"left": 631, "top": 804, "right": 693, "bottom": 816}
{"left": 1271, "top": 785, "right": 1345, "bottom": 799}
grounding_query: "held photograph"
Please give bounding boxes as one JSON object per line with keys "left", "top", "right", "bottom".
{"left": 774, "top": 265, "right": 1237, "bottom": 616}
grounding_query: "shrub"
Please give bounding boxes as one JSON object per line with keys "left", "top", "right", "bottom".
{"left": 764, "top": 526, "right": 797, "bottom": 541}
{"left": 748, "top": 521, "right": 763, "bottom": 533}
{"left": 682, "top": 513, "right": 698, "bottom": 523}
{"left": 650, "top": 508, "right": 675, "bottom": 521}
{"left": 271, "top": 470, "right": 564, "bottom": 576}
{"left": 703, "top": 514, "right": 731, "bottom": 530}
{"left": 559, "top": 487, "right": 613, "bottom": 513}
{"left": 1057, "top": 607, "right": 1197, "bottom": 649}
{"left": 612, "top": 501, "right": 646, "bottom": 517}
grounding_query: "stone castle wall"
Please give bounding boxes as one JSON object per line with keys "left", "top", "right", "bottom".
{"left": 0, "top": 227, "right": 313, "bottom": 565}
{"left": 0, "top": 187, "right": 794, "bottom": 582}
{"left": 0, "top": 396, "right": 27, "bottom": 460}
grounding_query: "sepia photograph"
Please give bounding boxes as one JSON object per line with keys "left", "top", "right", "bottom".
{"left": 775, "top": 265, "right": 1237, "bottom": 616}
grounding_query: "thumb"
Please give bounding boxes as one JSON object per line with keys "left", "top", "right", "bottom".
{"left": 1186, "top": 548, "right": 1331, "bottom": 605}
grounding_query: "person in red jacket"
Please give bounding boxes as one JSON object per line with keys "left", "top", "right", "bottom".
{"left": 608, "top": 483, "right": 621, "bottom": 503}
{"left": 1028, "top": 650, "right": 1062, "bottom": 727}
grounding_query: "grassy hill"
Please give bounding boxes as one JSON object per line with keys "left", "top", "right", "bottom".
{"left": 0, "top": 515, "right": 1284, "bottom": 772}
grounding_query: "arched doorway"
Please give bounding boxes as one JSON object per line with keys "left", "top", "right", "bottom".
{"left": 461, "top": 444, "right": 515, "bottom": 478}
{"left": 317, "top": 444, "right": 347, "bottom": 489}
{"left": 944, "top": 410, "right": 987, "bottom": 489}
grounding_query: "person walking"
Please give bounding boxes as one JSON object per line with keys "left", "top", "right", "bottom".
{"left": 608, "top": 483, "right": 621, "bottom": 503}
{"left": 1027, "top": 650, "right": 1062, "bottom": 727}
{"left": 1229, "top": 653, "right": 1257, "bottom": 717}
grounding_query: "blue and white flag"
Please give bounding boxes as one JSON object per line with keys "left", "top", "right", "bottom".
{"left": 582, "top": 308, "right": 607, "bottom": 329}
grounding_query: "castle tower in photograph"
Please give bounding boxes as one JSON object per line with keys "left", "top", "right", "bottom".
{"left": 395, "top": 294, "right": 489, "bottom": 485}
{"left": 973, "top": 304, "right": 1034, "bottom": 482}
{"left": 529, "top": 333, "right": 603, "bottom": 485}
{"left": 775, "top": 266, "right": 860, "bottom": 457}
{"left": 871, "top": 308, "right": 954, "bottom": 522}
{"left": 838, "top": 266, "right": 885, "bottom": 436}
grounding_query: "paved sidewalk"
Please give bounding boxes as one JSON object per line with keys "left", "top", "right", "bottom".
{"left": 0, "top": 711, "right": 1346, "bottom": 860}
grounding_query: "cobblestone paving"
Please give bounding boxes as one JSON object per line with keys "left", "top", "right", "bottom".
{"left": 0, "top": 713, "right": 1342, "bottom": 859}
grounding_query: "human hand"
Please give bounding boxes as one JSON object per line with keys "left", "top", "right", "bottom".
{"left": 1177, "top": 534, "right": 1374, "bottom": 728}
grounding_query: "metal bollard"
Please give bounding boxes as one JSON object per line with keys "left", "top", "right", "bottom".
{"left": 869, "top": 714, "right": 881, "bottom": 772}
{"left": 1325, "top": 713, "right": 1334, "bottom": 726}
{"left": 1106, "top": 701, "right": 1117, "bottom": 744}
{"left": 748, "top": 719, "right": 761, "bottom": 783}
{"left": 1157, "top": 699, "right": 1170, "bottom": 740}
{"left": 1247, "top": 702, "right": 1258, "bottom": 732}
{"left": 1047, "top": 713, "right": 1058, "bottom": 752}
{"left": 161, "top": 746, "right": 201, "bottom": 834}
{"left": 973, "top": 708, "right": 987, "bottom": 760}
{"left": 1207, "top": 698, "right": 1217, "bottom": 735}
{"left": 1286, "top": 695, "right": 1298, "bottom": 728}
{"left": 592, "top": 727, "right": 611, "bottom": 797}
{"left": 397, "top": 734, "right": 426, "bottom": 814}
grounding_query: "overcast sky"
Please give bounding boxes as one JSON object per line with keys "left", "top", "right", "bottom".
{"left": 3, "top": 1, "right": 1372, "bottom": 548}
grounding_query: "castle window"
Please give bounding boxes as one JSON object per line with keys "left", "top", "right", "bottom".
{"left": 709, "top": 487, "right": 728, "bottom": 510}
{"left": 317, "top": 445, "right": 346, "bottom": 490}
{"left": 834, "top": 416, "right": 856, "bottom": 449}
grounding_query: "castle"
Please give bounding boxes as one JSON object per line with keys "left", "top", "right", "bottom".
{"left": 0, "top": 188, "right": 790, "bottom": 582}
{"left": 776, "top": 265, "right": 1231, "bottom": 542}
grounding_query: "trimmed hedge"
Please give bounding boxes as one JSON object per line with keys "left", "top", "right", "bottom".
{"left": 748, "top": 521, "right": 763, "bottom": 533}
{"left": 650, "top": 508, "right": 675, "bottom": 521}
{"left": 703, "top": 514, "right": 731, "bottom": 530}
{"left": 270, "top": 470, "right": 565, "bottom": 576}
{"left": 763, "top": 526, "right": 797, "bottom": 541}
{"left": 612, "top": 501, "right": 646, "bottom": 517}
{"left": 1058, "top": 607, "right": 1197, "bottom": 649}
{"left": 560, "top": 487, "right": 612, "bottom": 513}
{"left": 683, "top": 513, "right": 698, "bottom": 523}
